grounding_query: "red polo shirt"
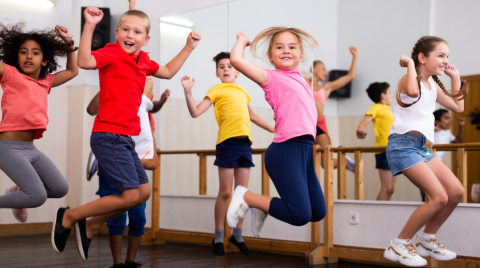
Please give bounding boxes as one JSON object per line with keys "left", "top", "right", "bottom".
{"left": 91, "top": 43, "right": 159, "bottom": 135}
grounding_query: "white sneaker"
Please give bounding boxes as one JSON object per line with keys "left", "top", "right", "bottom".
{"left": 5, "top": 186, "right": 28, "bottom": 223}
{"left": 384, "top": 237, "right": 427, "bottom": 267}
{"left": 415, "top": 235, "right": 456, "bottom": 261}
{"left": 251, "top": 208, "right": 268, "bottom": 238}
{"left": 226, "top": 186, "right": 250, "bottom": 228}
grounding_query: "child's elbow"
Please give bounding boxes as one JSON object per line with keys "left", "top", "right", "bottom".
{"left": 454, "top": 106, "right": 464, "bottom": 113}
{"left": 230, "top": 57, "right": 240, "bottom": 68}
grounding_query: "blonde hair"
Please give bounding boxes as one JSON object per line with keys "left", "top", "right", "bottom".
{"left": 117, "top": 10, "right": 151, "bottom": 36}
{"left": 310, "top": 60, "right": 324, "bottom": 73}
{"left": 250, "top": 27, "right": 318, "bottom": 64}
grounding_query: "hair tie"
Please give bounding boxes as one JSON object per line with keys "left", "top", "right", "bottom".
{"left": 463, "top": 80, "right": 466, "bottom": 83}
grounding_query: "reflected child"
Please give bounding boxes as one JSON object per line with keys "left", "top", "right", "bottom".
{"left": 356, "top": 82, "right": 395, "bottom": 201}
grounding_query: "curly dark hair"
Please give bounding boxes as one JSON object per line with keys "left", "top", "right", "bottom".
{"left": 0, "top": 23, "right": 76, "bottom": 79}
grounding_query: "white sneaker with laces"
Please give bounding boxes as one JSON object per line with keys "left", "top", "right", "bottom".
{"left": 415, "top": 235, "right": 457, "bottom": 261}
{"left": 226, "top": 186, "right": 250, "bottom": 228}
{"left": 384, "top": 237, "right": 427, "bottom": 267}
{"left": 251, "top": 208, "right": 268, "bottom": 238}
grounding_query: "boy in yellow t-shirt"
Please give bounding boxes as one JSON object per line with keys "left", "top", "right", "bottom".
{"left": 356, "top": 82, "right": 395, "bottom": 201}
{"left": 181, "top": 52, "right": 274, "bottom": 256}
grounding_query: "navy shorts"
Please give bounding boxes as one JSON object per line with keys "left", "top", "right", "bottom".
{"left": 90, "top": 132, "right": 149, "bottom": 193}
{"left": 214, "top": 138, "right": 255, "bottom": 168}
{"left": 375, "top": 152, "right": 390, "bottom": 170}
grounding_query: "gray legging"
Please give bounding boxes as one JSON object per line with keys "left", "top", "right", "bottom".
{"left": 0, "top": 140, "right": 68, "bottom": 208}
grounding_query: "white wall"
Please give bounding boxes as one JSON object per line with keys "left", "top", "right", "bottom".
{"left": 432, "top": 0, "right": 480, "bottom": 77}
{"left": 160, "top": 196, "right": 480, "bottom": 257}
{"left": 335, "top": 0, "right": 428, "bottom": 117}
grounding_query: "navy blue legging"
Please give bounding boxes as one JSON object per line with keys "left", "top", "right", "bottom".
{"left": 266, "top": 135, "right": 327, "bottom": 226}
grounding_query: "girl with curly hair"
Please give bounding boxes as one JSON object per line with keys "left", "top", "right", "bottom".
{"left": 0, "top": 23, "right": 78, "bottom": 223}
{"left": 383, "top": 36, "right": 467, "bottom": 267}
{"left": 225, "top": 27, "right": 326, "bottom": 238}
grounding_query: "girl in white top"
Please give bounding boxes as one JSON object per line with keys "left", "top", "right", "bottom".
{"left": 383, "top": 36, "right": 468, "bottom": 267}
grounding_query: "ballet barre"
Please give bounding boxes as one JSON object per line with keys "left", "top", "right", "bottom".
{"left": 142, "top": 143, "right": 480, "bottom": 267}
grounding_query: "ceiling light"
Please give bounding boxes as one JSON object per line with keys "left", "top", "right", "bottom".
{"left": 160, "top": 17, "right": 194, "bottom": 29}
{"left": 2, "top": 0, "right": 55, "bottom": 9}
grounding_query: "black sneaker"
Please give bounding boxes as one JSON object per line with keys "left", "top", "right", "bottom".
{"left": 111, "top": 264, "right": 128, "bottom": 268}
{"left": 51, "top": 207, "right": 71, "bottom": 254}
{"left": 212, "top": 239, "right": 225, "bottom": 256}
{"left": 125, "top": 261, "right": 144, "bottom": 268}
{"left": 111, "top": 264, "right": 129, "bottom": 268}
{"left": 229, "top": 236, "right": 251, "bottom": 256}
{"left": 74, "top": 219, "right": 92, "bottom": 261}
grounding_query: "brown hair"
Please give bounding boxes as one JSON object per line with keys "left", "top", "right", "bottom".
{"left": 397, "top": 36, "right": 468, "bottom": 107}
{"left": 117, "top": 10, "right": 151, "bottom": 36}
{"left": 250, "top": 27, "right": 318, "bottom": 65}
{"left": 212, "top": 52, "right": 230, "bottom": 69}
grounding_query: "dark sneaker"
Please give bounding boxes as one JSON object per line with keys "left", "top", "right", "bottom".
{"left": 111, "top": 264, "right": 129, "bottom": 268}
{"left": 212, "top": 239, "right": 225, "bottom": 256}
{"left": 229, "top": 236, "right": 251, "bottom": 256}
{"left": 74, "top": 219, "right": 92, "bottom": 261}
{"left": 125, "top": 261, "right": 144, "bottom": 268}
{"left": 51, "top": 207, "right": 71, "bottom": 253}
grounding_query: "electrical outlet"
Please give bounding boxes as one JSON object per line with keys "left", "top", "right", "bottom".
{"left": 349, "top": 213, "right": 359, "bottom": 225}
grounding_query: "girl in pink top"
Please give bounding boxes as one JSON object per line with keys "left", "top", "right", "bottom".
{"left": 226, "top": 27, "right": 326, "bottom": 238}
{"left": 0, "top": 23, "right": 78, "bottom": 222}
{"left": 308, "top": 48, "right": 358, "bottom": 171}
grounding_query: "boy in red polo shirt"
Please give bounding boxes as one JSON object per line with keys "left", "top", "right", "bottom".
{"left": 52, "top": 6, "right": 201, "bottom": 261}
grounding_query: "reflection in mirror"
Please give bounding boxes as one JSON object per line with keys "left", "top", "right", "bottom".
{"left": 158, "top": 0, "right": 315, "bottom": 198}
{"left": 310, "top": 0, "right": 480, "bottom": 204}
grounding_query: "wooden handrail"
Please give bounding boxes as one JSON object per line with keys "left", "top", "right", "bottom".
{"left": 156, "top": 148, "right": 267, "bottom": 155}
{"left": 148, "top": 142, "right": 479, "bottom": 264}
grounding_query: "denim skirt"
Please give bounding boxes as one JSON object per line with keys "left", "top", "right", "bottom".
{"left": 386, "top": 132, "right": 435, "bottom": 176}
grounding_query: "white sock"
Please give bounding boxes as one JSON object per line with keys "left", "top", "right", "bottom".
{"left": 420, "top": 232, "right": 436, "bottom": 241}
{"left": 394, "top": 237, "right": 409, "bottom": 245}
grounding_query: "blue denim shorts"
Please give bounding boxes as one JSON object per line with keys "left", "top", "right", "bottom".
{"left": 386, "top": 133, "right": 435, "bottom": 176}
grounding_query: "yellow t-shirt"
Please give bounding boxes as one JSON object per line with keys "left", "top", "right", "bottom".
{"left": 206, "top": 83, "right": 253, "bottom": 145}
{"left": 366, "top": 103, "right": 393, "bottom": 148}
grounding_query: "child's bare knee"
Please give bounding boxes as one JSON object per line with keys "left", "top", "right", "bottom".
{"left": 218, "top": 189, "right": 231, "bottom": 200}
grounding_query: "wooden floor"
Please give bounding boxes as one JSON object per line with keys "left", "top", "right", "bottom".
{"left": 0, "top": 234, "right": 395, "bottom": 268}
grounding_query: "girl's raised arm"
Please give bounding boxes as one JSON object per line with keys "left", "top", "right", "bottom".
{"left": 230, "top": 32, "right": 268, "bottom": 86}
{"left": 324, "top": 47, "right": 358, "bottom": 95}
{"left": 436, "top": 64, "right": 464, "bottom": 113}
{"left": 52, "top": 26, "right": 79, "bottom": 87}
{"left": 398, "top": 55, "right": 420, "bottom": 98}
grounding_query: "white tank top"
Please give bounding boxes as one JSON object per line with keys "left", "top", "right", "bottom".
{"left": 390, "top": 76, "right": 437, "bottom": 143}
{"left": 132, "top": 94, "right": 154, "bottom": 160}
